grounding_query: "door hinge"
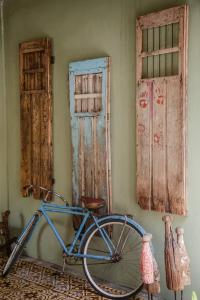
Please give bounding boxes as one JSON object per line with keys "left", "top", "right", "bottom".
{"left": 51, "top": 56, "right": 55, "bottom": 64}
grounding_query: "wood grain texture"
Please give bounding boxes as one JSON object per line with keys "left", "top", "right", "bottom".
{"left": 20, "top": 94, "right": 32, "bottom": 197}
{"left": 163, "top": 215, "right": 184, "bottom": 291}
{"left": 166, "top": 78, "right": 186, "bottom": 215}
{"left": 137, "top": 5, "right": 186, "bottom": 29}
{"left": 136, "top": 81, "right": 152, "bottom": 210}
{"left": 152, "top": 79, "right": 167, "bottom": 212}
{"left": 136, "top": 5, "right": 188, "bottom": 215}
{"left": 20, "top": 38, "right": 53, "bottom": 199}
{"left": 69, "top": 58, "right": 111, "bottom": 222}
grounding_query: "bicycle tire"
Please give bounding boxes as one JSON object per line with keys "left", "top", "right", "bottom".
{"left": 82, "top": 217, "right": 144, "bottom": 299}
{"left": 2, "top": 213, "right": 40, "bottom": 277}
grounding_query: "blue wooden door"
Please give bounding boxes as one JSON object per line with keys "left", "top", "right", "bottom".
{"left": 69, "top": 57, "right": 111, "bottom": 215}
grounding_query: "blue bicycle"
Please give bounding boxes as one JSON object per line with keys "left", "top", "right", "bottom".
{"left": 2, "top": 185, "right": 146, "bottom": 299}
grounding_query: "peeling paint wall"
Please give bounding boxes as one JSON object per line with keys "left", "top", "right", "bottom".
{"left": 2, "top": 0, "right": 200, "bottom": 299}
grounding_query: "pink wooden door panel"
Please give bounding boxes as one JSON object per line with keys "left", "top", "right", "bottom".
{"left": 136, "top": 81, "right": 152, "bottom": 210}
{"left": 152, "top": 79, "right": 167, "bottom": 212}
{"left": 136, "top": 5, "right": 188, "bottom": 215}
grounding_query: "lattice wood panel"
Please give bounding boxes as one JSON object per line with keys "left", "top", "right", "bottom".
{"left": 74, "top": 74, "right": 102, "bottom": 113}
{"left": 20, "top": 38, "right": 53, "bottom": 199}
{"left": 136, "top": 5, "right": 188, "bottom": 215}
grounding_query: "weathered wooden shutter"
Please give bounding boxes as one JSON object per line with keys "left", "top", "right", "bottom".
{"left": 136, "top": 5, "right": 188, "bottom": 215}
{"left": 69, "top": 57, "right": 112, "bottom": 215}
{"left": 20, "top": 38, "right": 53, "bottom": 199}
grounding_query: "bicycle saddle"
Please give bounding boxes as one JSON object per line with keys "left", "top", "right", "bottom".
{"left": 80, "top": 197, "right": 105, "bottom": 210}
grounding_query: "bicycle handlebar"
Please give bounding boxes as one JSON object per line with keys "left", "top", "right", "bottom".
{"left": 23, "top": 184, "right": 69, "bottom": 205}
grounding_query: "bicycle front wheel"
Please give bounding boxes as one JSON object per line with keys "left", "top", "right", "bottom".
{"left": 83, "top": 217, "right": 144, "bottom": 299}
{"left": 2, "top": 212, "right": 40, "bottom": 277}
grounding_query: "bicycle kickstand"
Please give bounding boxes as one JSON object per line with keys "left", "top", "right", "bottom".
{"left": 62, "top": 255, "right": 67, "bottom": 273}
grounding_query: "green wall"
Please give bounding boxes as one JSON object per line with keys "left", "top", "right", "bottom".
{"left": 0, "top": 1, "right": 8, "bottom": 212}
{"left": 2, "top": 0, "right": 200, "bottom": 299}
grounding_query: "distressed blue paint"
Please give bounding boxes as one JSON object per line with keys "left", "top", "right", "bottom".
{"left": 70, "top": 69, "right": 103, "bottom": 76}
{"left": 71, "top": 119, "right": 79, "bottom": 203}
{"left": 69, "top": 57, "right": 110, "bottom": 209}
{"left": 101, "top": 67, "right": 107, "bottom": 115}
{"left": 69, "top": 57, "right": 109, "bottom": 72}
{"left": 69, "top": 68, "right": 79, "bottom": 203}
{"left": 69, "top": 70, "right": 75, "bottom": 117}
{"left": 84, "top": 117, "right": 92, "bottom": 146}
{"left": 69, "top": 68, "right": 79, "bottom": 204}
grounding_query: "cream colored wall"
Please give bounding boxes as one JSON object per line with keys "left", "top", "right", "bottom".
{"left": 2, "top": 0, "right": 200, "bottom": 299}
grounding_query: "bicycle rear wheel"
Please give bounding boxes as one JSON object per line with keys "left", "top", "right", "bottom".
{"left": 82, "top": 217, "right": 144, "bottom": 299}
{"left": 2, "top": 212, "right": 40, "bottom": 277}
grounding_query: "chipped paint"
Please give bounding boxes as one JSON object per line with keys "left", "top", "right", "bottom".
{"left": 69, "top": 58, "right": 112, "bottom": 217}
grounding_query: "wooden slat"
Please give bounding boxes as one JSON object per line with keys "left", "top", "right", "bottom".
{"left": 96, "top": 120, "right": 107, "bottom": 210}
{"left": 79, "top": 118, "right": 85, "bottom": 197}
{"left": 152, "top": 79, "right": 167, "bottom": 212}
{"left": 23, "top": 90, "right": 46, "bottom": 94}
{"left": 137, "top": 5, "right": 186, "bottom": 29}
{"left": 166, "top": 78, "right": 186, "bottom": 215}
{"left": 136, "top": 18, "right": 143, "bottom": 82}
{"left": 141, "top": 46, "right": 179, "bottom": 58}
{"left": 74, "top": 93, "right": 102, "bottom": 99}
{"left": 136, "top": 81, "right": 152, "bottom": 210}
{"left": 81, "top": 75, "right": 88, "bottom": 112}
{"left": 83, "top": 117, "right": 93, "bottom": 197}
{"left": 20, "top": 94, "right": 32, "bottom": 196}
{"left": 87, "top": 74, "right": 95, "bottom": 112}
{"left": 23, "top": 68, "right": 44, "bottom": 74}
{"left": 40, "top": 94, "right": 53, "bottom": 198}
{"left": 95, "top": 74, "right": 102, "bottom": 112}
{"left": 32, "top": 94, "right": 41, "bottom": 199}
{"left": 22, "top": 47, "right": 45, "bottom": 54}
{"left": 75, "top": 76, "right": 82, "bottom": 113}
{"left": 93, "top": 117, "right": 98, "bottom": 198}
{"left": 105, "top": 61, "right": 112, "bottom": 213}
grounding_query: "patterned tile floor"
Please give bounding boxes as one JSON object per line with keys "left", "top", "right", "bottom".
{"left": 0, "top": 256, "right": 161, "bottom": 300}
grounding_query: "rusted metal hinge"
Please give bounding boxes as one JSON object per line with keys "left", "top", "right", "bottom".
{"left": 51, "top": 56, "right": 55, "bottom": 64}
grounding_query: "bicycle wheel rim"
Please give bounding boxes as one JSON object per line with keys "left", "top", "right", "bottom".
{"left": 83, "top": 220, "right": 143, "bottom": 299}
{"left": 2, "top": 213, "right": 39, "bottom": 277}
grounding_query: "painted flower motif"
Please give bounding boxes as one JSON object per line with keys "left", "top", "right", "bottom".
{"left": 139, "top": 99, "right": 148, "bottom": 108}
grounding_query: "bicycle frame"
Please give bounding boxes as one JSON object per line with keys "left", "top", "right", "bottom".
{"left": 19, "top": 201, "right": 114, "bottom": 261}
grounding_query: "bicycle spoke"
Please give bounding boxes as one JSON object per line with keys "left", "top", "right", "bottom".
{"left": 118, "top": 227, "right": 131, "bottom": 255}
{"left": 83, "top": 219, "right": 143, "bottom": 299}
{"left": 114, "top": 216, "right": 127, "bottom": 254}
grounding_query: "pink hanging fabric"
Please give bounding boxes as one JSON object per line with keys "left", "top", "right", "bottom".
{"left": 140, "top": 233, "right": 154, "bottom": 284}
